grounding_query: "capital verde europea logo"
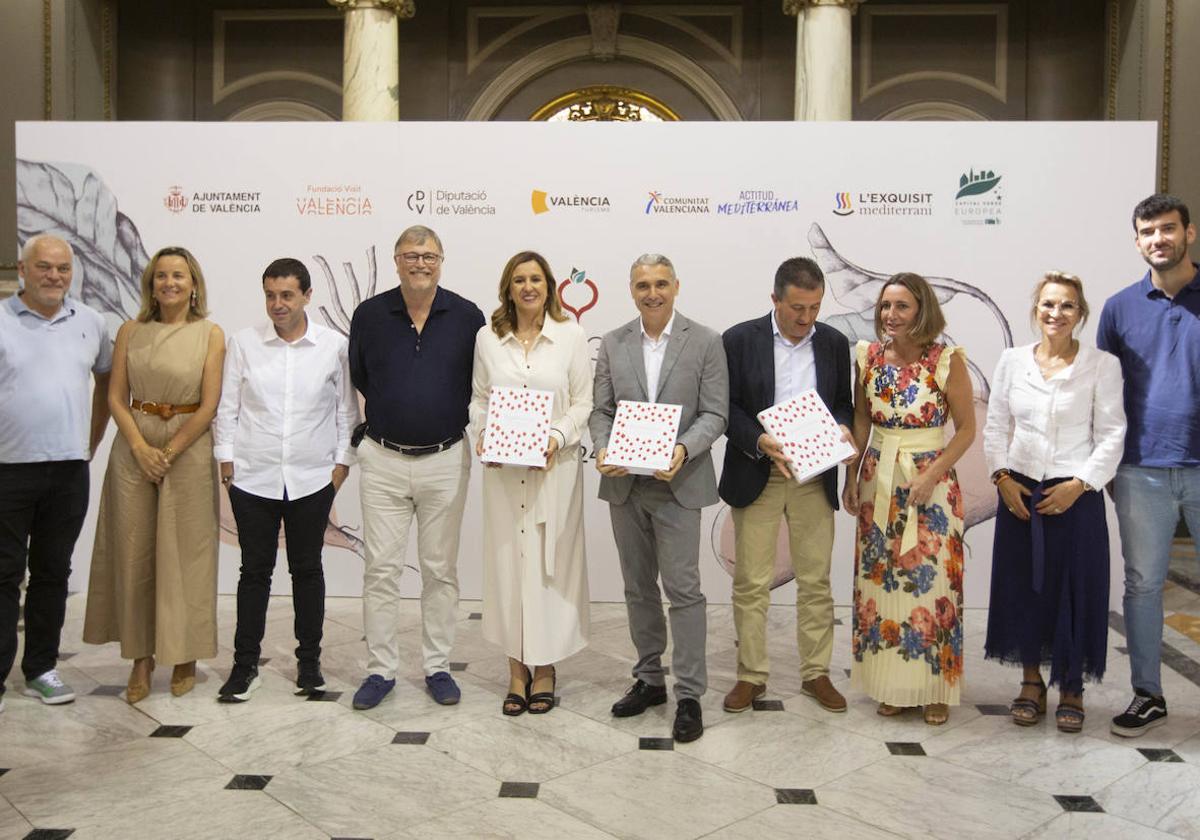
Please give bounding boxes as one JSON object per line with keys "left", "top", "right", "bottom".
{"left": 954, "top": 167, "right": 1003, "bottom": 225}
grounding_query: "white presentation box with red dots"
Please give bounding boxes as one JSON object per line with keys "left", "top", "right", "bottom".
{"left": 603, "top": 400, "right": 683, "bottom": 476}
{"left": 756, "top": 389, "right": 854, "bottom": 483}
{"left": 481, "top": 386, "right": 554, "bottom": 468}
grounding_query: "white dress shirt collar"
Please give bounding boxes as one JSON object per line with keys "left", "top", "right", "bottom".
{"left": 640, "top": 312, "right": 675, "bottom": 402}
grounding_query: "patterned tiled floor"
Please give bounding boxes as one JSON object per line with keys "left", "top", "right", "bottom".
{"left": 2, "top": 588, "right": 1200, "bottom": 840}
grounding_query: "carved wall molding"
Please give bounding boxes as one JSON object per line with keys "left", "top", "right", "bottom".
{"left": 882, "top": 100, "right": 986, "bottom": 120}
{"left": 211, "top": 9, "right": 343, "bottom": 104}
{"left": 587, "top": 3, "right": 621, "bottom": 61}
{"left": 859, "top": 3, "right": 1009, "bottom": 103}
{"left": 327, "top": 0, "right": 414, "bottom": 14}
{"left": 228, "top": 100, "right": 336, "bottom": 121}
{"left": 43, "top": 0, "right": 53, "bottom": 118}
{"left": 102, "top": 0, "right": 114, "bottom": 119}
{"left": 466, "top": 7, "right": 580, "bottom": 75}
{"left": 1161, "top": 0, "right": 1172, "bottom": 191}
{"left": 464, "top": 34, "right": 742, "bottom": 120}
{"left": 634, "top": 6, "right": 743, "bottom": 71}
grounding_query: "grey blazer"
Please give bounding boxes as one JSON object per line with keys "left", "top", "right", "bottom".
{"left": 589, "top": 311, "right": 729, "bottom": 509}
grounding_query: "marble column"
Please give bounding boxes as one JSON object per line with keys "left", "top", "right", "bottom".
{"left": 328, "top": 0, "right": 414, "bottom": 121}
{"left": 784, "top": 0, "right": 862, "bottom": 121}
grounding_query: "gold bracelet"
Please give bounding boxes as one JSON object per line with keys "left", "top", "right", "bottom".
{"left": 990, "top": 469, "right": 1011, "bottom": 486}
{"left": 162, "top": 445, "right": 176, "bottom": 463}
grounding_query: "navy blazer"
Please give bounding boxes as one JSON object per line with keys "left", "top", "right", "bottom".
{"left": 718, "top": 315, "right": 853, "bottom": 510}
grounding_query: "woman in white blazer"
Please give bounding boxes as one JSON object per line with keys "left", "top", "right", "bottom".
{"left": 470, "top": 251, "right": 592, "bottom": 716}
{"left": 983, "top": 271, "right": 1125, "bottom": 733}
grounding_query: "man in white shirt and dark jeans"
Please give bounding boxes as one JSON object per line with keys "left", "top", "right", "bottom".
{"left": 213, "top": 258, "right": 359, "bottom": 701}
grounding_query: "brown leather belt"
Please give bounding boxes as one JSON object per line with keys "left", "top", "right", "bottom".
{"left": 131, "top": 399, "right": 200, "bottom": 420}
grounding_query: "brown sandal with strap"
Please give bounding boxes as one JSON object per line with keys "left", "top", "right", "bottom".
{"left": 1010, "top": 679, "right": 1047, "bottom": 726}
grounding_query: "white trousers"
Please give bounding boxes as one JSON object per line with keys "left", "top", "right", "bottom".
{"left": 358, "top": 437, "right": 470, "bottom": 678}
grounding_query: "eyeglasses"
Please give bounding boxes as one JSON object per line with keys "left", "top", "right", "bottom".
{"left": 395, "top": 251, "right": 443, "bottom": 266}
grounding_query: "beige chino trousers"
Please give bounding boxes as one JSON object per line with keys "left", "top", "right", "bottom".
{"left": 731, "top": 471, "right": 835, "bottom": 684}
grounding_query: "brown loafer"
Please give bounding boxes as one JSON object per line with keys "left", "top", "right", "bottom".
{"left": 801, "top": 675, "right": 847, "bottom": 713}
{"left": 722, "top": 680, "right": 766, "bottom": 713}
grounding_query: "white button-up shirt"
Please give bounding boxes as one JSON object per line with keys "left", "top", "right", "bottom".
{"left": 983, "top": 342, "right": 1126, "bottom": 490}
{"left": 641, "top": 312, "right": 675, "bottom": 402}
{"left": 771, "top": 313, "right": 817, "bottom": 404}
{"left": 214, "top": 319, "right": 359, "bottom": 500}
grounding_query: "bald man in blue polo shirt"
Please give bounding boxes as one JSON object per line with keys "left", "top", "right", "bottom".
{"left": 1099, "top": 194, "right": 1200, "bottom": 737}
{"left": 0, "top": 234, "right": 112, "bottom": 712}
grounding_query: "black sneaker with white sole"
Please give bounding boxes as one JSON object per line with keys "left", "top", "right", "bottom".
{"left": 218, "top": 664, "right": 261, "bottom": 703}
{"left": 1110, "top": 690, "right": 1167, "bottom": 737}
{"left": 295, "top": 661, "right": 327, "bottom": 696}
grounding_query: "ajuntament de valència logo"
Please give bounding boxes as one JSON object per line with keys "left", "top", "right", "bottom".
{"left": 165, "top": 185, "right": 263, "bottom": 215}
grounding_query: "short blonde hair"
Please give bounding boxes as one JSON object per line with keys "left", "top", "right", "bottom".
{"left": 1030, "top": 271, "right": 1089, "bottom": 331}
{"left": 136, "top": 246, "right": 210, "bottom": 323}
{"left": 873, "top": 272, "right": 945, "bottom": 346}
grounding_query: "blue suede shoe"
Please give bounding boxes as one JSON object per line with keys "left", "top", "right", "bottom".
{"left": 352, "top": 674, "right": 396, "bottom": 710}
{"left": 425, "top": 671, "right": 461, "bottom": 705}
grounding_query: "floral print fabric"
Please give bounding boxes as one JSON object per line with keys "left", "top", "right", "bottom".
{"left": 851, "top": 341, "right": 966, "bottom": 706}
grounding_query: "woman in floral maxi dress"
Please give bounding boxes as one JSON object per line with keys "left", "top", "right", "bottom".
{"left": 843, "top": 273, "right": 976, "bottom": 725}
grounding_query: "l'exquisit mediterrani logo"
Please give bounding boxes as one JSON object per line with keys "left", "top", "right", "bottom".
{"left": 833, "top": 192, "right": 853, "bottom": 216}
{"left": 954, "top": 167, "right": 1003, "bottom": 225}
{"left": 557, "top": 267, "right": 599, "bottom": 321}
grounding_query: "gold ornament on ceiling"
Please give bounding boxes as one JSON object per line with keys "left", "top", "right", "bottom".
{"left": 531, "top": 86, "right": 680, "bottom": 122}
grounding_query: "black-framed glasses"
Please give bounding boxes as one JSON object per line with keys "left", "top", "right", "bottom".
{"left": 395, "top": 251, "right": 443, "bottom": 266}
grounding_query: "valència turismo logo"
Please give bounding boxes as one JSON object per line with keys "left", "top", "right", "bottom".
{"left": 954, "top": 167, "right": 1003, "bottom": 225}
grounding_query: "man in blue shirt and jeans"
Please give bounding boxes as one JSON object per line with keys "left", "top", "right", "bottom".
{"left": 1099, "top": 193, "right": 1200, "bottom": 737}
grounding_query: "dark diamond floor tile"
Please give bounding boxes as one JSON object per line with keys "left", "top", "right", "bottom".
{"left": 257, "top": 657, "right": 272, "bottom": 666}
{"left": 886, "top": 742, "right": 925, "bottom": 756}
{"left": 468, "top": 612, "right": 482, "bottom": 620}
{"left": 330, "top": 837, "right": 373, "bottom": 840}
{"left": 1138, "top": 748, "right": 1184, "bottom": 763}
{"left": 775, "top": 788, "right": 818, "bottom": 805}
{"left": 90, "top": 685, "right": 126, "bottom": 697}
{"left": 449, "top": 662, "right": 468, "bottom": 672}
{"left": 149, "top": 725, "right": 192, "bottom": 738}
{"left": 23, "top": 830, "right": 75, "bottom": 840}
{"left": 58, "top": 652, "right": 76, "bottom": 661}
{"left": 305, "top": 690, "right": 343, "bottom": 702}
{"left": 843, "top": 668, "right": 852, "bottom": 678}
{"left": 1054, "top": 794, "right": 1103, "bottom": 813}
{"left": 392, "top": 731, "right": 430, "bottom": 745}
{"left": 0, "top": 768, "right": 10, "bottom": 777}
{"left": 976, "top": 704, "right": 1010, "bottom": 716}
{"left": 498, "top": 781, "right": 539, "bottom": 798}
{"left": 752, "top": 699, "right": 785, "bottom": 711}
{"left": 639, "top": 737, "right": 674, "bottom": 751}
{"left": 1115, "top": 646, "right": 1129, "bottom": 656}
{"left": 225, "top": 774, "right": 272, "bottom": 791}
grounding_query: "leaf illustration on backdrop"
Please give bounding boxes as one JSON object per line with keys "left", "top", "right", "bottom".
{"left": 316, "top": 247, "right": 378, "bottom": 337}
{"left": 808, "top": 222, "right": 1013, "bottom": 350}
{"left": 16, "top": 158, "right": 147, "bottom": 338}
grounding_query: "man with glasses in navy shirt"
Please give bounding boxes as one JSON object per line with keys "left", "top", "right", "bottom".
{"left": 1099, "top": 194, "right": 1200, "bottom": 737}
{"left": 348, "top": 225, "right": 484, "bottom": 710}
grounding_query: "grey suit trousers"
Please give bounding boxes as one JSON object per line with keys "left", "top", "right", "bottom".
{"left": 609, "top": 477, "right": 707, "bottom": 701}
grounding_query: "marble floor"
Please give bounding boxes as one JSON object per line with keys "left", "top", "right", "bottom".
{"left": 3, "top": 585, "right": 1200, "bottom": 840}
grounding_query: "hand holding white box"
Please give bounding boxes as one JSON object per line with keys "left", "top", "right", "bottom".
{"left": 481, "top": 386, "right": 554, "bottom": 468}
{"left": 756, "top": 389, "right": 854, "bottom": 483}
{"left": 603, "top": 400, "right": 683, "bottom": 476}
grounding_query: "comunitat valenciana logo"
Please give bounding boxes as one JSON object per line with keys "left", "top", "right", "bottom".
{"left": 644, "top": 191, "right": 711, "bottom": 215}
{"left": 531, "top": 189, "right": 611, "bottom": 215}
{"left": 557, "top": 267, "right": 599, "bottom": 321}
{"left": 954, "top": 167, "right": 1003, "bottom": 226}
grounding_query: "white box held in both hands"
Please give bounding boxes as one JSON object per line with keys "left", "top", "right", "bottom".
{"left": 756, "top": 389, "right": 855, "bottom": 483}
{"left": 481, "top": 386, "right": 554, "bottom": 468}
{"left": 603, "top": 400, "right": 684, "bottom": 476}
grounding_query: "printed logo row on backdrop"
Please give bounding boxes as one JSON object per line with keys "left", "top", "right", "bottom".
{"left": 161, "top": 167, "right": 1004, "bottom": 227}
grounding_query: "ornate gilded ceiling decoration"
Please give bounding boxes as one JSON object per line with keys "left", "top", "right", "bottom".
{"left": 531, "top": 85, "right": 680, "bottom": 122}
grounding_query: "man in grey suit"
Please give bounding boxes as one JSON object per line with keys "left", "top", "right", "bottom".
{"left": 590, "top": 253, "right": 729, "bottom": 742}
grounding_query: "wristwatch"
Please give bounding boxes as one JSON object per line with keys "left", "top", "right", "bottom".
{"left": 990, "top": 469, "right": 1012, "bottom": 486}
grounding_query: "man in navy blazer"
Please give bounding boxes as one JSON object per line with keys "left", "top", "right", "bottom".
{"left": 717, "top": 257, "right": 854, "bottom": 714}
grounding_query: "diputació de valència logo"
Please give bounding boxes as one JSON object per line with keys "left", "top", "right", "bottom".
{"left": 954, "top": 167, "right": 1003, "bottom": 226}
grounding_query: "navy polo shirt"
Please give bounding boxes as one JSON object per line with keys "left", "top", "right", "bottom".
{"left": 1097, "top": 262, "right": 1200, "bottom": 467}
{"left": 348, "top": 285, "right": 485, "bottom": 446}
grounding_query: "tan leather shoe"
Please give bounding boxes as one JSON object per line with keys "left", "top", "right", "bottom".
{"left": 801, "top": 675, "right": 847, "bottom": 713}
{"left": 126, "top": 656, "right": 154, "bottom": 704}
{"left": 170, "top": 661, "right": 196, "bottom": 697}
{"left": 722, "top": 680, "right": 766, "bottom": 713}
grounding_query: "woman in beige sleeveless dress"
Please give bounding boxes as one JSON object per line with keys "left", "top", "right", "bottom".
{"left": 84, "top": 246, "right": 225, "bottom": 702}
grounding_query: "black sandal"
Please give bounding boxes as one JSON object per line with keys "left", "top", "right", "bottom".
{"left": 503, "top": 668, "right": 532, "bottom": 716}
{"left": 528, "top": 666, "right": 556, "bottom": 714}
{"left": 1010, "top": 678, "right": 1047, "bottom": 726}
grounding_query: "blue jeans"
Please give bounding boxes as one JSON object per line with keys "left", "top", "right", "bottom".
{"left": 1114, "top": 465, "right": 1200, "bottom": 697}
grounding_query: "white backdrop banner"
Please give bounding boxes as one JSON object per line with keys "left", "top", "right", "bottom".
{"left": 15, "top": 121, "right": 1156, "bottom": 607}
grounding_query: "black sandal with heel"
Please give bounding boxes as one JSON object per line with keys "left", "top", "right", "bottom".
{"left": 1010, "top": 678, "right": 1047, "bottom": 726}
{"left": 528, "top": 666, "right": 556, "bottom": 714}
{"left": 503, "top": 668, "right": 532, "bottom": 716}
